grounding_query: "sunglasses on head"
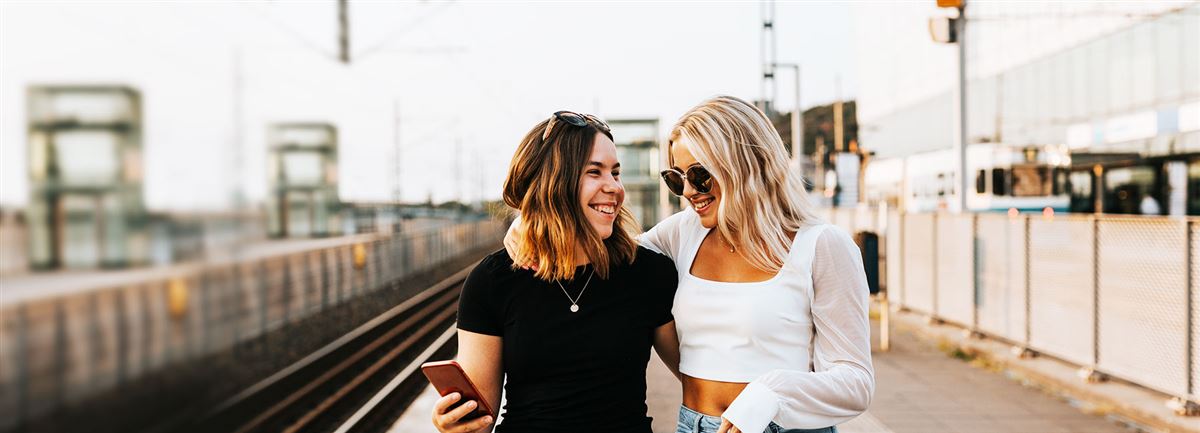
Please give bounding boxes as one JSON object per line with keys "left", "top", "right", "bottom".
{"left": 542, "top": 110, "right": 610, "bottom": 141}
{"left": 660, "top": 164, "right": 713, "bottom": 196}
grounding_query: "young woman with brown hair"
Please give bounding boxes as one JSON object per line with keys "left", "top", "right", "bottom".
{"left": 431, "top": 111, "right": 680, "bottom": 433}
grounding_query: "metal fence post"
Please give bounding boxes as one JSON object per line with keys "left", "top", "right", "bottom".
{"left": 86, "top": 292, "right": 103, "bottom": 393}
{"left": 1020, "top": 214, "right": 1035, "bottom": 358}
{"left": 114, "top": 289, "right": 129, "bottom": 387}
{"left": 302, "top": 252, "right": 314, "bottom": 314}
{"left": 320, "top": 249, "right": 330, "bottom": 311}
{"left": 374, "top": 240, "right": 385, "bottom": 290}
{"left": 53, "top": 300, "right": 66, "bottom": 408}
{"left": 281, "top": 257, "right": 292, "bottom": 326}
{"left": 257, "top": 260, "right": 268, "bottom": 347}
{"left": 1083, "top": 215, "right": 1105, "bottom": 382}
{"left": 930, "top": 212, "right": 941, "bottom": 324}
{"left": 902, "top": 211, "right": 907, "bottom": 309}
{"left": 15, "top": 304, "right": 29, "bottom": 427}
{"left": 199, "top": 273, "right": 211, "bottom": 356}
{"left": 971, "top": 213, "right": 982, "bottom": 337}
{"left": 1188, "top": 219, "right": 1197, "bottom": 412}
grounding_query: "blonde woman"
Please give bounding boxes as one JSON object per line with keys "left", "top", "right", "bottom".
{"left": 507, "top": 97, "right": 873, "bottom": 433}
{"left": 433, "top": 111, "right": 679, "bottom": 433}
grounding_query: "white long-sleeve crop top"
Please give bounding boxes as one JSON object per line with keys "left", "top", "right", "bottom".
{"left": 638, "top": 209, "right": 875, "bottom": 433}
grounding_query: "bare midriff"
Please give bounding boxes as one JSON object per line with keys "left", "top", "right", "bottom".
{"left": 682, "top": 374, "right": 748, "bottom": 416}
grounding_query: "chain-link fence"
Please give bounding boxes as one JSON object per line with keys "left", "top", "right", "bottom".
{"left": 0, "top": 219, "right": 504, "bottom": 430}
{"left": 867, "top": 208, "right": 1197, "bottom": 405}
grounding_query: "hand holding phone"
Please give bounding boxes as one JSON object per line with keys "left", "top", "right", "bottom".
{"left": 422, "top": 360, "right": 496, "bottom": 421}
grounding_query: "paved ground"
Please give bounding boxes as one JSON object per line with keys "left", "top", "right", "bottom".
{"left": 862, "top": 323, "right": 1137, "bottom": 433}
{"left": 391, "top": 316, "right": 1140, "bottom": 433}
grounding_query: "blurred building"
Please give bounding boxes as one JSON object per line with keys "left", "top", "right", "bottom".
{"left": 26, "top": 86, "right": 149, "bottom": 270}
{"left": 266, "top": 123, "right": 342, "bottom": 238}
{"left": 854, "top": 2, "right": 1200, "bottom": 213}
{"left": 609, "top": 118, "right": 671, "bottom": 231}
{"left": 856, "top": 3, "right": 1199, "bottom": 157}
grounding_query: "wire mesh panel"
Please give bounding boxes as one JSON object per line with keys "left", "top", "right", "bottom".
{"left": 886, "top": 211, "right": 903, "bottom": 303}
{"left": 1097, "top": 217, "right": 1189, "bottom": 397}
{"left": 903, "top": 213, "right": 936, "bottom": 314}
{"left": 935, "top": 213, "right": 974, "bottom": 327}
{"left": 1028, "top": 215, "right": 1095, "bottom": 367}
{"left": 975, "top": 214, "right": 1027, "bottom": 343}
{"left": 1192, "top": 221, "right": 1199, "bottom": 400}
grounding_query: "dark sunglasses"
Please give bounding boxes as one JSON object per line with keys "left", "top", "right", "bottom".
{"left": 542, "top": 110, "right": 610, "bottom": 141}
{"left": 660, "top": 164, "right": 713, "bottom": 196}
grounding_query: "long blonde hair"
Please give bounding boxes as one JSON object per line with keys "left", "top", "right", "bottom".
{"left": 503, "top": 117, "right": 638, "bottom": 281}
{"left": 669, "top": 95, "right": 820, "bottom": 273}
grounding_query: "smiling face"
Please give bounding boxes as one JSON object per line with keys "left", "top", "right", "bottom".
{"left": 671, "top": 137, "right": 720, "bottom": 229}
{"left": 579, "top": 132, "right": 624, "bottom": 239}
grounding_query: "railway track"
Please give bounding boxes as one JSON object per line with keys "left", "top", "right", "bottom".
{"left": 178, "top": 264, "right": 473, "bottom": 433}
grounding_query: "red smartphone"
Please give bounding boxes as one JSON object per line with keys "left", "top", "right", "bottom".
{"left": 421, "top": 360, "right": 495, "bottom": 420}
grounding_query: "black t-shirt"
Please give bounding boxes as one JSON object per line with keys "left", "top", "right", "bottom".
{"left": 457, "top": 247, "right": 678, "bottom": 433}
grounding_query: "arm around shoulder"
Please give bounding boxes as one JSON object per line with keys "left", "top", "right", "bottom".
{"left": 637, "top": 209, "right": 695, "bottom": 260}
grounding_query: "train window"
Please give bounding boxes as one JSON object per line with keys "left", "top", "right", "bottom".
{"left": 1189, "top": 159, "right": 1200, "bottom": 216}
{"left": 1011, "top": 166, "right": 1051, "bottom": 197}
{"left": 1052, "top": 167, "right": 1069, "bottom": 195}
{"left": 1068, "top": 170, "right": 1094, "bottom": 213}
{"left": 975, "top": 169, "right": 987, "bottom": 194}
{"left": 1103, "top": 166, "right": 1156, "bottom": 214}
{"left": 992, "top": 168, "right": 1008, "bottom": 196}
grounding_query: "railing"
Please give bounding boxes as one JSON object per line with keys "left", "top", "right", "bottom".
{"left": 816, "top": 206, "right": 1198, "bottom": 409}
{"left": 0, "top": 219, "right": 504, "bottom": 431}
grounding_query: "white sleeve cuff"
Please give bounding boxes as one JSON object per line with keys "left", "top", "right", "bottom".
{"left": 722, "top": 381, "right": 780, "bottom": 433}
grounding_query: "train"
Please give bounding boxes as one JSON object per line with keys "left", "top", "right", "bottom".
{"left": 862, "top": 142, "right": 1200, "bottom": 216}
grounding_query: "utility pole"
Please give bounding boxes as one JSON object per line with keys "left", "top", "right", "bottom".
{"left": 834, "top": 75, "right": 844, "bottom": 153}
{"left": 760, "top": 1, "right": 777, "bottom": 110}
{"left": 955, "top": 3, "right": 968, "bottom": 213}
{"left": 393, "top": 99, "right": 402, "bottom": 205}
{"left": 338, "top": 0, "right": 350, "bottom": 64}
{"left": 392, "top": 99, "right": 402, "bottom": 232}
{"left": 935, "top": 0, "right": 968, "bottom": 212}
{"left": 230, "top": 46, "right": 247, "bottom": 254}
{"left": 475, "top": 150, "right": 486, "bottom": 210}
{"left": 454, "top": 138, "right": 463, "bottom": 206}
{"left": 772, "top": 63, "right": 802, "bottom": 164}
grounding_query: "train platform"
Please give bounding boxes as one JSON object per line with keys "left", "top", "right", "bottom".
{"left": 389, "top": 307, "right": 1147, "bottom": 433}
{"left": 0, "top": 218, "right": 453, "bottom": 307}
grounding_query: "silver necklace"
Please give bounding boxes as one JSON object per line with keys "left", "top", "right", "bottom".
{"left": 555, "top": 268, "right": 594, "bottom": 313}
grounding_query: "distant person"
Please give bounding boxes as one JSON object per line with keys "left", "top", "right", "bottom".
{"left": 1140, "top": 194, "right": 1161, "bottom": 215}
{"left": 431, "top": 111, "right": 679, "bottom": 433}
{"left": 508, "top": 96, "right": 873, "bottom": 433}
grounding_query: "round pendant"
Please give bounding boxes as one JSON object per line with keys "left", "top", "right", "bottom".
{"left": 570, "top": 304, "right": 580, "bottom": 313}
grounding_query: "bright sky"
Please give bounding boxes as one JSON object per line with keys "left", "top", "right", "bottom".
{"left": 0, "top": 1, "right": 857, "bottom": 211}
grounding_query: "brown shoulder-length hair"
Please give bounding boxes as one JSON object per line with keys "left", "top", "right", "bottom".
{"left": 502, "top": 116, "right": 638, "bottom": 281}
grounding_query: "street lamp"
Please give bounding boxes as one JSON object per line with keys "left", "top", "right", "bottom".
{"left": 934, "top": 0, "right": 968, "bottom": 213}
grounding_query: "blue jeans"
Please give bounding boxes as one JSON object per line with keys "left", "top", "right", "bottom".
{"left": 675, "top": 405, "right": 838, "bottom": 433}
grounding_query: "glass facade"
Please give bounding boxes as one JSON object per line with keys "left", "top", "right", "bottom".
{"left": 862, "top": 4, "right": 1200, "bottom": 158}
{"left": 609, "top": 118, "right": 663, "bottom": 231}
